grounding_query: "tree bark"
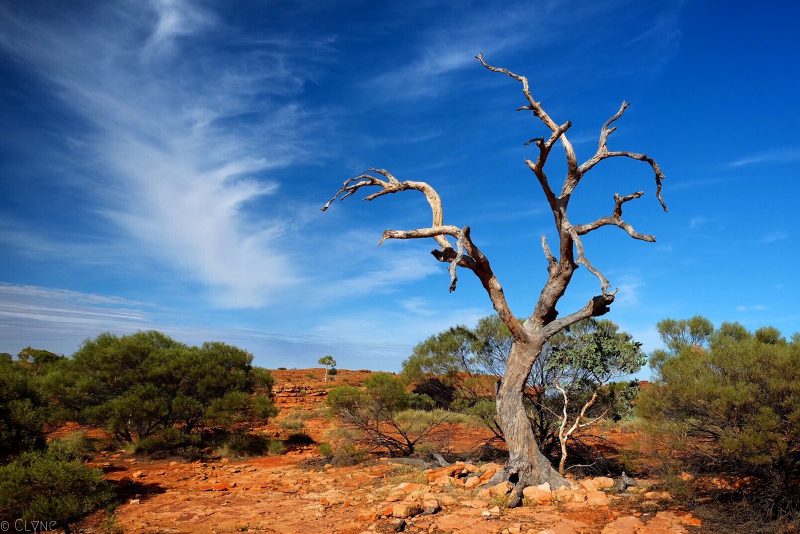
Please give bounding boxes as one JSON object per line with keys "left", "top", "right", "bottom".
{"left": 492, "top": 339, "right": 568, "bottom": 489}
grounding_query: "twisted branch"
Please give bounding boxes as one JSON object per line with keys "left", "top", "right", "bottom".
{"left": 574, "top": 191, "right": 656, "bottom": 242}
{"left": 322, "top": 168, "right": 452, "bottom": 250}
{"left": 576, "top": 103, "right": 668, "bottom": 211}
{"left": 323, "top": 169, "right": 527, "bottom": 342}
{"left": 567, "top": 226, "right": 613, "bottom": 296}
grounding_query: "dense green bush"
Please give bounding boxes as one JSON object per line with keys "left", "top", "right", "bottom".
{"left": 0, "top": 357, "right": 48, "bottom": 461}
{"left": 638, "top": 318, "right": 800, "bottom": 517}
{"left": 52, "top": 331, "right": 277, "bottom": 442}
{"left": 0, "top": 450, "right": 112, "bottom": 533}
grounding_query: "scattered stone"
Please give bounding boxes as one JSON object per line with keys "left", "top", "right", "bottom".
{"left": 391, "top": 502, "right": 422, "bottom": 519}
{"left": 644, "top": 491, "right": 672, "bottom": 501}
{"left": 522, "top": 485, "right": 552, "bottom": 504}
{"left": 132, "top": 470, "right": 145, "bottom": 479}
{"left": 393, "top": 482, "right": 427, "bottom": 494}
{"left": 391, "top": 518, "right": 406, "bottom": 532}
{"left": 585, "top": 490, "right": 610, "bottom": 507}
{"left": 422, "top": 497, "right": 440, "bottom": 514}
{"left": 580, "top": 476, "right": 615, "bottom": 492}
{"left": 464, "top": 476, "right": 481, "bottom": 488}
{"left": 123, "top": 458, "right": 136, "bottom": 464}
{"left": 439, "top": 494, "right": 457, "bottom": 506}
{"left": 601, "top": 515, "right": 645, "bottom": 533}
{"left": 128, "top": 499, "right": 140, "bottom": 505}
{"left": 479, "top": 480, "right": 512, "bottom": 499}
{"left": 506, "top": 524, "right": 522, "bottom": 534}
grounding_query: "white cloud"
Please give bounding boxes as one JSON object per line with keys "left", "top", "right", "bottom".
{"left": 689, "top": 216, "right": 707, "bottom": 229}
{"left": 0, "top": 2, "right": 335, "bottom": 307}
{"left": 760, "top": 231, "right": 788, "bottom": 244}
{"left": 735, "top": 304, "right": 766, "bottom": 313}
{"left": 728, "top": 147, "right": 800, "bottom": 168}
{"left": 613, "top": 276, "right": 644, "bottom": 307}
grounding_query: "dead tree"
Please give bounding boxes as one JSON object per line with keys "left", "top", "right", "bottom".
{"left": 322, "top": 54, "right": 667, "bottom": 503}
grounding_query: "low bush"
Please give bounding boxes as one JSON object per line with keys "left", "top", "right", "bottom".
{"left": 267, "top": 439, "right": 285, "bottom": 456}
{"left": 0, "top": 450, "right": 112, "bottom": 533}
{"left": 219, "top": 433, "right": 270, "bottom": 458}
{"left": 48, "top": 431, "right": 96, "bottom": 462}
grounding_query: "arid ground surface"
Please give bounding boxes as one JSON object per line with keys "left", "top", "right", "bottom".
{"left": 71, "top": 370, "right": 704, "bottom": 534}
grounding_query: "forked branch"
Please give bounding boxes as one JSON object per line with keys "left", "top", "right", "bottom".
{"left": 576, "top": 102, "right": 668, "bottom": 211}
{"left": 574, "top": 191, "right": 656, "bottom": 242}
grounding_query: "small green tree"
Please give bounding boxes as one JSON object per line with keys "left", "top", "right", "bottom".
{"left": 327, "top": 372, "right": 451, "bottom": 457}
{"left": 402, "top": 315, "right": 644, "bottom": 472}
{"left": 638, "top": 318, "right": 800, "bottom": 518}
{"left": 52, "top": 331, "right": 277, "bottom": 444}
{"left": 318, "top": 355, "right": 337, "bottom": 382}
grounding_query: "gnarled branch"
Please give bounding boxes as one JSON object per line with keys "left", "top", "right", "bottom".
{"left": 576, "top": 103, "right": 668, "bottom": 211}
{"left": 476, "top": 53, "right": 578, "bottom": 195}
{"left": 322, "top": 168, "right": 452, "bottom": 250}
{"left": 323, "top": 170, "right": 527, "bottom": 343}
{"left": 574, "top": 191, "right": 656, "bottom": 242}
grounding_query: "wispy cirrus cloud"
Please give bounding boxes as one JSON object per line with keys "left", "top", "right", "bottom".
{"left": 728, "top": 146, "right": 800, "bottom": 168}
{"left": 735, "top": 304, "right": 766, "bottom": 313}
{"left": 0, "top": 2, "right": 334, "bottom": 307}
{"left": 760, "top": 231, "right": 788, "bottom": 244}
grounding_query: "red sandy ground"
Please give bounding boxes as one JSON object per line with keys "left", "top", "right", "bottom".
{"left": 71, "top": 369, "right": 703, "bottom": 533}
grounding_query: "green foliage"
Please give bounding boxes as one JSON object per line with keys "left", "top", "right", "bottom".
{"left": 48, "top": 431, "right": 96, "bottom": 462}
{"left": 52, "top": 331, "right": 277, "bottom": 443}
{"left": 403, "top": 315, "right": 644, "bottom": 463}
{"left": 318, "top": 355, "right": 336, "bottom": 368}
{"left": 0, "top": 357, "right": 47, "bottom": 460}
{"left": 363, "top": 372, "right": 409, "bottom": 412}
{"left": 402, "top": 326, "right": 476, "bottom": 383}
{"left": 317, "top": 442, "right": 333, "bottom": 457}
{"left": 408, "top": 392, "right": 436, "bottom": 410}
{"left": 267, "top": 439, "right": 285, "bottom": 455}
{"left": 638, "top": 319, "right": 800, "bottom": 516}
{"left": 654, "top": 315, "right": 714, "bottom": 354}
{"left": 219, "top": 432, "right": 271, "bottom": 458}
{"left": 0, "top": 450, "right": 112, "bottom": 530}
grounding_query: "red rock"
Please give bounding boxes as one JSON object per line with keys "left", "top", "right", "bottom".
{"left": 585, "top": 490, "right": 610, "bottom": 507}
{"left": 425, "top": 465, "right": 462, "bottom": 483}
{"left": 391, "top": 502, "right": 423, "bottom": 518}
{"left": 522, "top": 485, "right": 551, "bottom": 504}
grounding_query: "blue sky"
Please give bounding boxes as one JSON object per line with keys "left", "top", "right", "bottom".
{"left": 0, "top": 0, "right": 798, "bottom": 372}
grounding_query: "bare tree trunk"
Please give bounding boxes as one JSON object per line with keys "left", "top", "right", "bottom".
{"left": 492, "top": 339, "right": 568, "bottom": 490}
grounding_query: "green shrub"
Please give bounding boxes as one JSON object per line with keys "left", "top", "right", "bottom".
{"left": 0, "top": 451, "right": 112, "bottom": 531}
{"left": 220, "top": 433, "right": 270, "bottom": 458}
{"left": 267, "top": 439, "right": 285, "bottom": 455}
{"left": 328, "top": 376, "right": 453, "bottom": 457}
{"left": 133, "top": 428, "right": 202, "bottom": 459}
{"left": 0, "top": 357, "right": 47, "bottom": 460}
{"left": 638, "top": 319, "right": 800, "bottom": 518}
{"left": 51, "top": 332, "right": 277, "bottom": 444}
{"left": 317, "top": 442, "right": 333, "bottom": 458}
{"left": 48, "top": 431, "right": 96, "bottom": 462}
